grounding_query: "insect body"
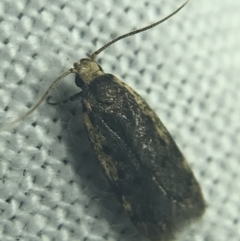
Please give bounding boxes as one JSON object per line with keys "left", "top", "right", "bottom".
{"left": 1, "top": 1, "right": 205, "bottom": 240}
{"left": 74, "top": 58, "right": 205, "bottom": 240}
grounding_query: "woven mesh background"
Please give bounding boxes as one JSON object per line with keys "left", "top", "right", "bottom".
{"left": 0, "top": 0, "right": 239, "bottom": 240}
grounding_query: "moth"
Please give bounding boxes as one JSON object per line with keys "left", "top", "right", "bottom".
{"left": 1, "top": 0, "right": 205, "bottom": 240}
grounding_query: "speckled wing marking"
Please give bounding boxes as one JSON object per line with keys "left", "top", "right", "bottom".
{"left": 81, "top": 74, "right": 205, "bottom": 241}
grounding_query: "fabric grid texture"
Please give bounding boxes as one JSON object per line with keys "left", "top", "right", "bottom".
{"left": 0, "top": 0, "right": 239, "bottom": 241}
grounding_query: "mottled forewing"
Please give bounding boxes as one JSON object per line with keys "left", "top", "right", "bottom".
{"left": 82, "top": 74, "right": 205, "bottom": 241}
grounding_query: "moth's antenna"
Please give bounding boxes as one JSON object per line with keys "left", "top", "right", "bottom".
{"left": 0, "top": 68, "right": 77, "bottom": 131}
{"left": 90, "top": 0, "right": 190, "bottom": 61}
{"left": 0, "top": 0, "right": 190, "bottom": 131}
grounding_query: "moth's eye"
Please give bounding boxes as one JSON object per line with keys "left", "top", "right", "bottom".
{"left": 75, "top": 74, "right": 84, "bottom": 88}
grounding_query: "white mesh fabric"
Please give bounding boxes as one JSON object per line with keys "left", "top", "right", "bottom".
{"left": 0, "top": 0, "right": 239, "bottom": 241}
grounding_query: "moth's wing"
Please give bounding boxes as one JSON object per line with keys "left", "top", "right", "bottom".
{"left": 83, "top": 74, "right": 205, "bottom": 241}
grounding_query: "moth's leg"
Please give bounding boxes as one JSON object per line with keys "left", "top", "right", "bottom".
{"left": 47, "top": 92, "right": 82, "bottom": 106}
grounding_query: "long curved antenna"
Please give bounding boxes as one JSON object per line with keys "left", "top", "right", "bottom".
{"left": 0, "top": 68, "right": 77, "bottom": 131}
{"left": 91, "top": 0, "right": 190, "bottom": 60}
{"left": 0, "top": 0, "right": 190, "bottom": 131}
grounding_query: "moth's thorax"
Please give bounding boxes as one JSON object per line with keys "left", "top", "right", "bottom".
{"left": 73, "top": 58, "right": 104, "bottom": 84}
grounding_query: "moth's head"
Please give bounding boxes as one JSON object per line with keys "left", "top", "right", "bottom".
{"left": 73, "top": 58, "right": 104, "bottom": 85}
